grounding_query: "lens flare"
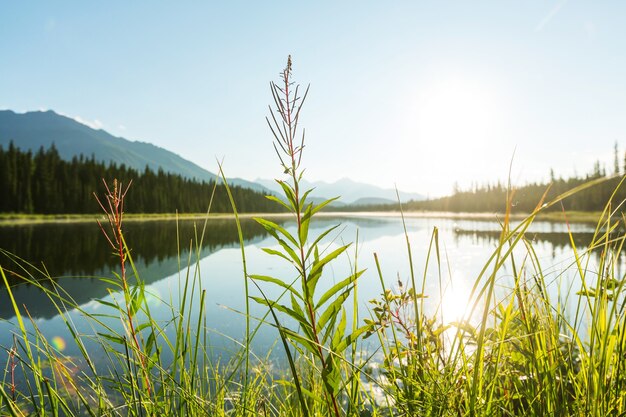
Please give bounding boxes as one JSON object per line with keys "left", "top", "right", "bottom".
{"left": 51, "top": 336, "right": 66, "bottom": 352}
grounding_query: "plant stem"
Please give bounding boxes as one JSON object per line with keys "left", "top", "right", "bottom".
{"left": 279, "top": 57, "right": 342, "bottom": 417}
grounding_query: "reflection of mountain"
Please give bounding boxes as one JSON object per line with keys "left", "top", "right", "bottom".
{"left": 0, "top": 219, "right": 272, "bottom": 319}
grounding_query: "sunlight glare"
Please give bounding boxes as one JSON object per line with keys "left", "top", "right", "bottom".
{"left": 440, "top": 277, "right": 471, "bottom": 324}
{"left": 408, "top": 75, "right": 505, "bottom": 194}
{"left": 416, "top": 77, "right": 498, "bottom": 148}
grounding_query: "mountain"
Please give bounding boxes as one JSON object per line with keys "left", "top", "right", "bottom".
{"left": 0, "top": 110, "right": 264, "bottom": 191}
{"left": 350, "top": 197, "right": 396, "bottom": 206}
{"left": 255, "top": 177, "right": 425, "bottom": 206}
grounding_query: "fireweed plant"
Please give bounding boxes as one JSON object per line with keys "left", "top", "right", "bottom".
{"left": 247, "top": 56, "right": 372, "bottom": 417}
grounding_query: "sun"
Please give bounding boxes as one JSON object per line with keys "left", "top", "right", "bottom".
{"left": 416, "top": 77, "right": 497, "bottom": 148}
{"left": 405, "top": 74, "right": 505, "bottom": 194}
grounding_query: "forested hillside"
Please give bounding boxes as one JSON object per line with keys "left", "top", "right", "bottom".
{"left": 403, "top": 153, "right": 626, "bottom": 212}
{"left": 404, "top": 172, "right": 622, "bottom": 213}
{"left": 0, "top": 110, "right": 266, "bottom": 191}
{"left": 338, "top": 154, "right": 626, "bottom": 214}
{"left": 0, "top": 142, "right": 281, "bottom": 214}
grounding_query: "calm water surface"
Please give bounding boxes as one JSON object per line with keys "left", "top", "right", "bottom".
{"left": 0, "top": 214, "right": 601, "bottom": 367}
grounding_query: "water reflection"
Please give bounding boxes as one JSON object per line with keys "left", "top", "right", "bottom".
{"left": 0, "top": 215, "right": 608, "bottom": 363}
{"left": 453, "top": 228, "right": 595, "bottom": 250}
{"left": 0, "top": 218, "right": 273, "bottom": 319}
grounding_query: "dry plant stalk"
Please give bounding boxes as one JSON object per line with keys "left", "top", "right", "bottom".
{"left": 93, "top": 178, "right": 151, "bottom": 394}
{"left": 9, "top": 336, "right": 17, "bottom": 402}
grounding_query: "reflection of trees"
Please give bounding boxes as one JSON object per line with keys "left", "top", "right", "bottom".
{"left": 0, "top": 218, "right": 272, "bottom": 286}
{"left": 453, "top": 228, "right": 626, "bottom": 308}
{"left": 453, "top": 229, "right": 595, "bottom": 250}
{"left": 452, "top": 229, "right": 622, "bottom": 263}
{"left": 0, "top": 218, "right": 276, "bottom": 319}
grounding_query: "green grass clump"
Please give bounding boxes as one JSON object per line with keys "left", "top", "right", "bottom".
{"left": 3, "top": 58, "right": 626, "bottom": 416}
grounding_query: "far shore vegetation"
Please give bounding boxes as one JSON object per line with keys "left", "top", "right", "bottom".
{"left": 2, "top": 140, "right": 626, "bottom": 225}
{"left": 0, "top": 142, "right": 282, "bottom": 215}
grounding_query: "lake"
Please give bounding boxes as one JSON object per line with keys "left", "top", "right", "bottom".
{"left": 0, "top": 214, "right": 602, "bottom": 370}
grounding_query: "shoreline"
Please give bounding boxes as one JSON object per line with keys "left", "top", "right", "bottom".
{"left": 0, "top": 212, "right": 293, "bottom": 226}
{"left": 0, "top": 210, "right": 606, "bottom": 226}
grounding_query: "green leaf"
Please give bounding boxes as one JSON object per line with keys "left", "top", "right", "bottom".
{"left": 336, "top": 324, "right": 372, "bottom": 352}
{"left": 265, "top": 194, "right": 293, "bottom": 211}
{"left": 136, "top": 322, "right": 154, "bottom": 333}
{"left": 312, "top": 196, "right": 340, "bottom": 216}
{"left": 98, "top": 278, "right": 122, "bottom": 289}
{"left": 299, "top": 188, "right": 314, "bottom": 208}
{"left": 318, "top": 288, "right": 353, "bottom": 331}
{"left": 250, "top": 296, "right": 310, "bottom": 329}
{"left": 261, "top": 247, "right": 296, "bottom": 264}
{"left": 316, "top": 270, "right": 365, "bottom": 309}
{"left": 275, "top": 380, "right": 324, "bottom": 403}
{"left": 94, "top": 299, "right": 121, "bottom": 310}
{"left": 307, "top": 244, "right": 350, "bottom": 295}
{"left": 300, "top": 201, "right": 314, "bottom": 223}
{"left": 322, "top": 353, "right": 342, "bottom": 395}
{"left": 577, "top": 289, "right": 597, "bottom": 298}
{"left": 291, "top": 293, "right": 304, "bottom": 315}
{"left": 291, "top": 294, "right": 315, "bottom": 341}
{"left": 275, "top": 238, "right": 302, "bottom": 265}
{"left": 129, "top": 285, "right": 145, "bottom": 316}
{"left": 255, "top": 217, "right": 299, "bottom": 247}
{"left": 327, "top": 308, "right": 347, "bottom": 350}
{"left": 309, "top": 244, "right": 350, "bottom": 279}
{"left": 277, "top": 180, "right": 297, "bottom": 210}
{"left": 97, "top": 332, "right": 125, "bottom": 345}
{"left": 307, "top": 246, "right": 323, "bottom": 296}
{"left": 249, "top": 274, "right": 303, "bottom": 300}
{"left": 299, "top": 203, "right": 313, "bottom": 245}
{"left": 260, "top": 240, "right": 301, "bottom": 266}
{"left": 305, "top": 224, "right": 340, "bottom": 260}
{"left": 145, "top": 330, "right": 157, "bottom": 356}
{"left": 321, "top": 309, "right": 340, "bottom": 346}
{"left": 282, "top": 327, "right": 320, "bottom": 357}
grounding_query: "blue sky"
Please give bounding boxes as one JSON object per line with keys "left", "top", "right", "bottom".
{"left": 2, "top": 1, "right": 625, "bottom": 196}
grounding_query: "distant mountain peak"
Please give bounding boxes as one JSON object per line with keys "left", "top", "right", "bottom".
{"left": 255, "top": 176, "right": 424, "bottom": 205}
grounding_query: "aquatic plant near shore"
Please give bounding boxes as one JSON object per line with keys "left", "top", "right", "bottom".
{"left": 248, "top": 56, "right": 373, "bottom": 417}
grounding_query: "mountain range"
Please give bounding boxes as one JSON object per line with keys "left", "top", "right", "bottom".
{"left": 0, "top": 109, "right": 425, "bottom": 205}
{"left": 255, "top": 178, "right": 424, "bottom": 206}
{"left": 0, "top": 110, "right": 263, "bottom": 190}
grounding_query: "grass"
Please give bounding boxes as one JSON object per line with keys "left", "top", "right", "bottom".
{"left": 2, "top": 58, "right": 626, "bottom": 416}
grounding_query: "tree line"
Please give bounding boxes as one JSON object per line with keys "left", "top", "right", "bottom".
{"left": 339, "top": 144, "right": 626, "bottom": 214}
{"left": 405, "top": 146, "right": 626, "bottom": 213}
{"left": 0, "top": 142, "right": 282, "bottom": 214}
{"left": 403, "top": 173, "right": 624, "bottom": 213}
